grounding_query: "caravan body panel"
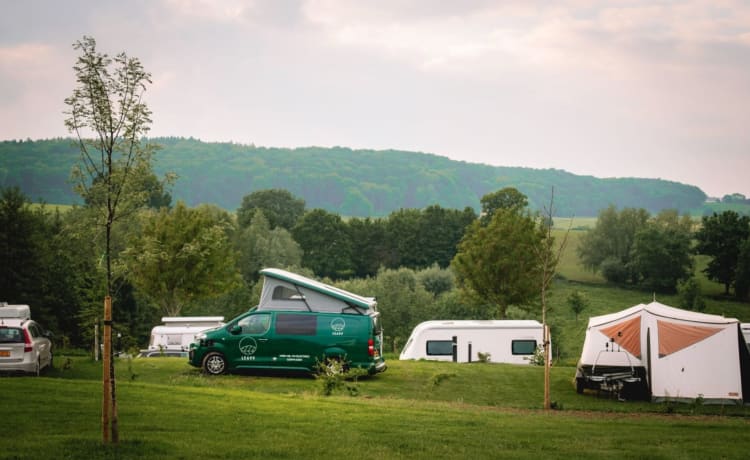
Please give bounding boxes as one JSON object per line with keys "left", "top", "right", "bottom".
{"left": 399, "top": 320, "right": 545, "bottom": 364}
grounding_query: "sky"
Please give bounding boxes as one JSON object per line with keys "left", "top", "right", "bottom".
{"left": 1, "top": 0, "right": 749, "bottom": 198}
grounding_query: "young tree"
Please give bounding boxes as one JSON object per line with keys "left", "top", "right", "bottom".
{"left": 121, "top": 203, "right": 242, "bottom": 317}
{"left": 64, "top": 36, "right": 170, "bottom": 443}
{"left": 567, "top": 290, "right": 589, "bottom": 322}
{"left": 695, "top": 211, "right": 750, "bottom": 295}
{"left": 452, "top": 207, "right": 545, "bottom": 319}
{"left": 534, "top": 188, "right": 569, "bottom": 411}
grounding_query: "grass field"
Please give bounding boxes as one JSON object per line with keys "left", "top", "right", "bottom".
{"left": 1, "top": 357, "right": 748, "bottom": 459}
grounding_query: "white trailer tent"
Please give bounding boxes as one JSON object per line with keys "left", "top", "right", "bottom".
{"left": 399, "top": 320, "right": 546, "bottom": 364}
{"left": 576, "top": 302, "right": 750, "bottom": 403}
{"left": 257, "top": 268, "right": 378, "bottom": 315}
{"left": 142, "top": 316, "right": 225, "bottom": 356}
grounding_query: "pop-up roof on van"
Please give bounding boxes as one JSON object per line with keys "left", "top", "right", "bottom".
{"left": 257, "top": 268, "right": 377, "bottom": 315}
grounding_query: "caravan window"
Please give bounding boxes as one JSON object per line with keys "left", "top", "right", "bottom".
{"left": 272, "top": 285, "right": 305, "bottom": 301}
{"left": 426, "top": 340, "right": 453, "bottom": 356}
{"left": 511, "top": 340, "right": 537, "bottom": 355}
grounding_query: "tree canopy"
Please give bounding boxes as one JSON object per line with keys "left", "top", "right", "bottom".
{"left": 452, "top": 206, "right": 546, "bottom": 319}
{"left": 695, "top": 211, "right": 750, "bottom": 295}
{"left": 121, "top": 202, "right": 242, "bottom": 316}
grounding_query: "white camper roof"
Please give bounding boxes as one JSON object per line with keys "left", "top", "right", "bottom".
{"left": 0, "top": 303, "right": 31, "bottom": 320}
{"left": 160, "top": 316, "right": 224, "bottom": 326}
{"left": 257, "top": 268, "right": 377, "bottom": 314}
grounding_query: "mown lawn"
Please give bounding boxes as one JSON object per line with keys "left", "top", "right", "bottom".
{"left": 1, "top": 357, "right": 748, "bottom": 459}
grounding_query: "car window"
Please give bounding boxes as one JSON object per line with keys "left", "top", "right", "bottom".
{"left": 238, "top": 314, "right": 271, "bottom": 335}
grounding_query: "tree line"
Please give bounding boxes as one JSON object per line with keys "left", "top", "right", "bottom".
{"left": 1, "top": 137, "right": 717, "bottom": 218}
{"left": 577, "top": 205, "right": 750, "bottom": 305}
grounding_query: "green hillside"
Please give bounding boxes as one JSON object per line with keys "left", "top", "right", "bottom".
{"left": 1, "top": 137, "right": 711, "bottom": 217}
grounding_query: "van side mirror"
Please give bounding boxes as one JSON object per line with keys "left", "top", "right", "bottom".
{"left": 229, "top": 325, "right": 242, "bottom": 335}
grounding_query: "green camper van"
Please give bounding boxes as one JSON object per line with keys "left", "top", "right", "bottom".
{"left": 188, "top": 268, "right": 386, "bottom": 375}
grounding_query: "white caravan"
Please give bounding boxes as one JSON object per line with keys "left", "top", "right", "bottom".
{"left": 399, "top": 320, "right": 546, "bottom": 364}
{"left": 141, "top": 316, "right": 224, "bottom": 357}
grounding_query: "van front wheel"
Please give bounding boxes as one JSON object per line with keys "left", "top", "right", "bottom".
{"left": 203, "top": 352, "right": 227, "bottom": 375}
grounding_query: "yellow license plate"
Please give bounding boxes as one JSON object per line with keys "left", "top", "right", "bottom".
{"left": 0, "top": 350, "right": 10, "bottom": 357}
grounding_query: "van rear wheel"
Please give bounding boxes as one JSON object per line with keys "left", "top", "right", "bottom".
{"left": 203, "top": 352, "right": 227, "bottom": 375}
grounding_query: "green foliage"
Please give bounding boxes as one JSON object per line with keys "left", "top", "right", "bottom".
{"left": 292, "top": 209, "right": 353, "bottom": 278}
{"left": 735, "top": 239, "right": 750, "bottom": 301}
{"left": 566, "top": 290, "right": 588, "bottom": 322}
{"left": 677, "top": 277, "right": 706, "bottom": 312}
{"left": 695, "top": 211, "right": 750, "bottom": 295}
{"left": 631, "top": 210, "right": 694, "bottom": 292}
{"left": 234, "top": 210, "right": 302, "bottom": 284}
{"left": 480, "top": 187, "right": 528, "bottom": 223}
{"left": 236, "top": 188, "right": 305, "bottom": 230}
{"left": 452, "top": 207, "right": 545, "bottom": 319}
{"left": 578, "top": 206, "right": 650, "bottom": 283}
{"left": 314, "top": 358, "right": 367, "bottom": 396}
{"left": 1, "top": 138, "right": 712, "bottom": 218}
{"left": 120, "top": 202, "right": 242, "bottom": 316}
{"left": 416, "top": 263, "right": 455, "bottom": 297}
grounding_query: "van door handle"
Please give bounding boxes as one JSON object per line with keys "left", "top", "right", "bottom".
{"left": 258, "top": 338, "right": 268, "bottom": 342}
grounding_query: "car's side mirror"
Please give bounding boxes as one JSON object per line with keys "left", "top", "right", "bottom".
{"left": 229, "top": 325, "right": 242, "bottom": 335}
{"left": 43, "top": 330, "right": 54, "bottom": 339}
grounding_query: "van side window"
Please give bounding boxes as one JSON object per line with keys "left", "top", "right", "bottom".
{"left": 426, "top": 340, "right": 453, "bottom": 356}
{"left": 238, "top": 314, "right": 271, "bottom": 335}
{"left": 275, "top": 314, "right": 316, "bottom": 335}
{"left": 272, "top": 285, "right": 305, "bottom": 301}
{"left": 511, "top": 340, "right": 537, "bottom": 355}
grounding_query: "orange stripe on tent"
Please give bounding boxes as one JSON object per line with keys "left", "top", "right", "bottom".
{"left": 657, "top": 320, "right": 723, "bottom": 358}
{"left": 600, "top": 316, "right": 641, "bottom": 359}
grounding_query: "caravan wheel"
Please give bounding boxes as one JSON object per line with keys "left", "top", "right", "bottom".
{"left": 203, "top": 352, "right": 227, "bottom": 375}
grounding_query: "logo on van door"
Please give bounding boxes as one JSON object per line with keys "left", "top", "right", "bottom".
{"left": 331, "top": 318, "right": 346, "bottom": 336}
{"left": 239, "top": 337, "right": 258, "bottom": 356}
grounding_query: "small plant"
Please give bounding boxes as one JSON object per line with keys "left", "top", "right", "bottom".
{"left": 126, "top": 355, "right": 138, "bottom": 381}
{"left": 689, "top": 394, "right": 705, "bottom": 414}
{"left": 314, "top": 357, "right": 366, "bottom": 396}
{"left": 528, "top": 346, "right": 546, "bottom": 366}
{"left": 477, "top": 352, "right": 491, "bottom": 363}
{"left": 430, "top": 372, "right": 457, "bottom": 387}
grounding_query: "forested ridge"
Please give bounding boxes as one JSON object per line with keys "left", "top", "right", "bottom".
{"left": 1, "top": 137, "right": 708, "bottom": 216}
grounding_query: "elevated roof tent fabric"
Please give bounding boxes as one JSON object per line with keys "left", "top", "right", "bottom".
{"left": 578, "top": 301, "right": 750, "bottom": 404}
{"left": 257, "top": 268, "right": 377, "bottom": 315}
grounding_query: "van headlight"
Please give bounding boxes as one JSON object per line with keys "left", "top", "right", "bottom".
{"left": 195, "top": 332, "right": 207, "bottom": 342}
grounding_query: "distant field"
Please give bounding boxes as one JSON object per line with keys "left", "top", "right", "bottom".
{"left": 0, "top": 357, "right": 747, "bottom": 459}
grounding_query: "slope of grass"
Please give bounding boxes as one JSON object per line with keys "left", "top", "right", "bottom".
{"left": 1, "top": 357, "right": 748, "bottom": 459}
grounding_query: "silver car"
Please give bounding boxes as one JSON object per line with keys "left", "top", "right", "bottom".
{"left": 0, "top": 312, "right": 53, "bottom": 376}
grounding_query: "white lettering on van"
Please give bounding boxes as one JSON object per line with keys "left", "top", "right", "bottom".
{"left": 331, "top": 318, "right": 346, "bottom": 335}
